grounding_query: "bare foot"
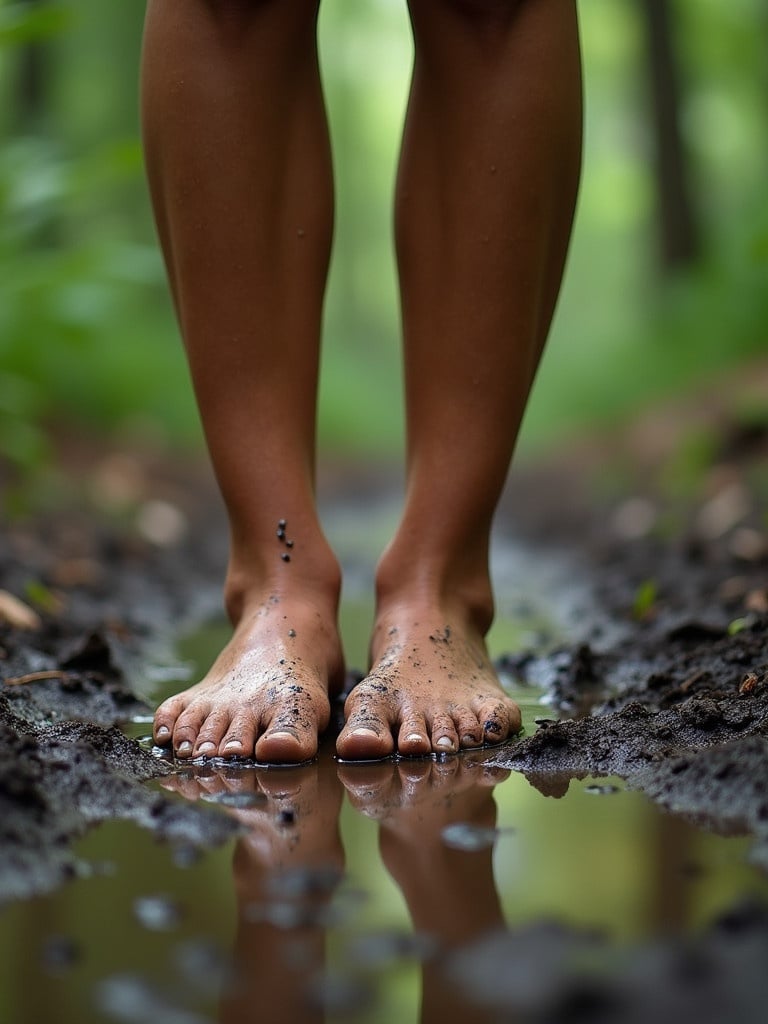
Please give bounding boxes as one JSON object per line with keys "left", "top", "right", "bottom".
{"left": 336, "top": 603, "right": 521, "bottom": 760}
{"left": 154, "top": 590, "right": 345, "bottom": 764}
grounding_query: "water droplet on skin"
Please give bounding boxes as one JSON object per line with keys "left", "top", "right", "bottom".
{"left": 584, "top": 784, "right": 620, "bottom": 796}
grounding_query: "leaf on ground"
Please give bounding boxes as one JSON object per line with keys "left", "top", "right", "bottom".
{"left": 0, "top": 589, "right": 42, "bottom": 631}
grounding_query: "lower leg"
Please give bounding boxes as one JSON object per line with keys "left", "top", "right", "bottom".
{"left": 338, "top": 0, "right": 582, "bottom": 758}
{"left": 141, "top": 0, "right": 343, "bottom": 762}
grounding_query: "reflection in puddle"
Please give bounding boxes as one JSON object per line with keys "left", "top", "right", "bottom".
{"left": 2, "top": 606, "right": 768, "bottom": 1024}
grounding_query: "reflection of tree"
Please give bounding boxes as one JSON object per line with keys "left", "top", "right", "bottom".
{"left": 639, "top": 0, "right": 701, "bottom": 272}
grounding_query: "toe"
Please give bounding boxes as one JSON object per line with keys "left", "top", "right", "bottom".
{"left": 396, "top": 713, "right": 431, "bottom": 757}
{"left": 337, "top": 686, "right": 395, "bottom": 761}
{"left": 172, "top": 701, "right": 211, "bottom": 758}
{"left": 475, "top": 697, "right": 520, "bottom": 744}
{"left": 429, "top": 710, "right": 459, "bottom": 755}
{"left": 154, "top": 695, "right": 185, "bottom": 746}
{"left": 337, "top": 710, "right": 394, "bottom": 761}
{"left": 453, "top": 704, "right": 483, "bottom": 748}
{"left": 193, "top": 709, "right": 232, "bottom": 757}
{"left": 220, "top": 711, "right": 259, "bottom": 759}
{"left": 255, "top": 724, "right": 316, "bottom": 764}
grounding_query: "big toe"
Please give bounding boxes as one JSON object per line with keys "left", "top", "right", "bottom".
{"left": 255, "top": 724, "right": 317, "bottom": 765}
{"left": 336, "top": 719, "right": 394, "bottom": 761}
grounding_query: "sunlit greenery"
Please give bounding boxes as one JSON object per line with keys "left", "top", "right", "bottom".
{"left": 1, "top": 0, "right": 767, "bottom": 475}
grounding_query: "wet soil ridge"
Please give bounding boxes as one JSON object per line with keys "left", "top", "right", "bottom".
{"left": 490, "top": 612, "right": 768, "bottom": 867}
{"left": 0, "top": 621, "right": 150, "bottom": 728}
{"left": 446, "top": 901, "right": 768, "bottom": 1024}
{"left": 0, "top": 693, "right": 239, "bottom": 904}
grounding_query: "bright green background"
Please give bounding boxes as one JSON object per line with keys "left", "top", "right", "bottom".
{"left": 1, "top": 0, "right": 767, "bottom": 473}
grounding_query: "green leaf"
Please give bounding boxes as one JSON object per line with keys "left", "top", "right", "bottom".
{"left": 0, "top": 3, "right": 73, "bottom": 47}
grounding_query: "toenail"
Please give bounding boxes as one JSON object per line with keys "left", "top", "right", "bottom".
{"left": 224, "top": 740, "right": 242, "bottom": 751}
{"left": 177, "top": 741, "right": 193, "bottom": 756}
{"left": 266, "top": 730, "right": 297, "bottom": 742}
{"left": 156, "top": 725, "right": 170, "bottom": 740}
{"left": 406, "top": 733, "right": 424, "bottom": 744}
{"left": 436, "top": 737, "right": 455, "bottom": 751}
{"left": 461, "top": 734, "right": 478, "bottom": 746}
{"left": 197, "top": 741, "right": 216, "bottom": 755}
{"left": 352, "top": 728, "right": 379, "bottom": 738}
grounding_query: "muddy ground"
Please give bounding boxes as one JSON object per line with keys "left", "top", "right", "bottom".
{"left": 2, "top": 410, "right": 768, "bottom": 1020}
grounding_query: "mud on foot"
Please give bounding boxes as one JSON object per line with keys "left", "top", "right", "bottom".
{"left": 336, "top": 606, "right": 521, "bottom": 760}
{"left": 153, "top": 593, "right": 345, "bottom": 764}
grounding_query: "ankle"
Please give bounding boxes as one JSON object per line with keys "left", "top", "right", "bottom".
{"left": 374, "top": 546, "right": 494, "bottom": 636}
{"left": 224, "top": 539, "right": 342, "bottom": 625}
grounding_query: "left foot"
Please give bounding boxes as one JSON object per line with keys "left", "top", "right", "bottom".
{"left": 336, "top": 602, "right": 521, "bottom": 761}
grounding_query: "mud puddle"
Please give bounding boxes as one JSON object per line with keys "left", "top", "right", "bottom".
{"left": 2, "top": 613, "right": 768, "bottom": 1024}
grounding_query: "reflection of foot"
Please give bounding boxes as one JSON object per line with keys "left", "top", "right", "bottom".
{"left": 337, "top": 603, "right": 521, "bottom": 760}
{"left": 338, "top": 757, "right": 507, "bottom": 940}
{"left": 164, "top": 755, "right": 343, "bottom": 1024}
{"left": 161, "top": 754, "right": 344, "bottom": 890}
{"left": 154, "top": 589, "right": 344, "bottom": 764}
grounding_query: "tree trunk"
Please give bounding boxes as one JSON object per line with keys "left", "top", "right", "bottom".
{"left": 639, "top": 0, "right": 701, "bottom": 272}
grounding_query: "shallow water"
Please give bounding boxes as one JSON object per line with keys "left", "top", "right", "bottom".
{"left": 1, "top": 516, "right": 766, "bottom": 1022}
{"left": 2, "top": 599, "right": 768, "bottom": 1024}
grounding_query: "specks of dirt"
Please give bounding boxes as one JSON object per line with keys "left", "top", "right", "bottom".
{"left": 287, "top": 629, "right": 296, "bottom": 639}
{"left": 277, "top": 808, "right": 296, "bottom": 827}
{"left": 281, "top": 553, "right": 291, "bottom": 563}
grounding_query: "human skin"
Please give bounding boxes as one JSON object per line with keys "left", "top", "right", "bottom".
{"left": 141, "top": 0, "right": 582, "bottom": 763}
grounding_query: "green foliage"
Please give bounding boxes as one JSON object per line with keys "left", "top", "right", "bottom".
{"left": 0, "top": 2, "right": 72, "bottom": 48}
{"left": 1, "top": 0, "right": 767, "bottom": 474}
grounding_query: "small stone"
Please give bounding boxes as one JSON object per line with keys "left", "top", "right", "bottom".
{"left": 281, "top": 553, "right": 291, "bottom": 562}
{"left": 288, "top": 629, "right": 296, "bottom": 638}
{"left": 583, "top": 784, "right": 620, "bottom": 796}
{"left": 133, "top": 895, "right": 183, "bottom": 931}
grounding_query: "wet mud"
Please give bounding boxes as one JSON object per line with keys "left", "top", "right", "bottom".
{"left": 3, "top": 440, "right": 768, "bottom": 1020}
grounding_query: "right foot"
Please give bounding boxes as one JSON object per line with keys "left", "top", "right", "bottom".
{"left": 153, "top": 590, "right": 344, "bottom": 764}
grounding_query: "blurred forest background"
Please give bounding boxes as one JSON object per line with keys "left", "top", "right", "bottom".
{"left": 1, "top": 0, "right": 767, "bottom": 496}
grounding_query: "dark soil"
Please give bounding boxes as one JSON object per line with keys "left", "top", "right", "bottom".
{"left": 2, "top": 411, "right": 768, "bottom": 1018}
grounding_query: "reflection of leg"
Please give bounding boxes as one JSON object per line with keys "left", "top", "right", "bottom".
{"left": 339, "top": 759, "right": 507, "bottom": 1023}
{"left": 338, "top": 0, "right": 582, "bottom": 760}
{"left": 141, "top": 0, "right": 344, "bottom": 764}
{"left": 163, "top": 758, "right": 344, "bottom": 1024}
